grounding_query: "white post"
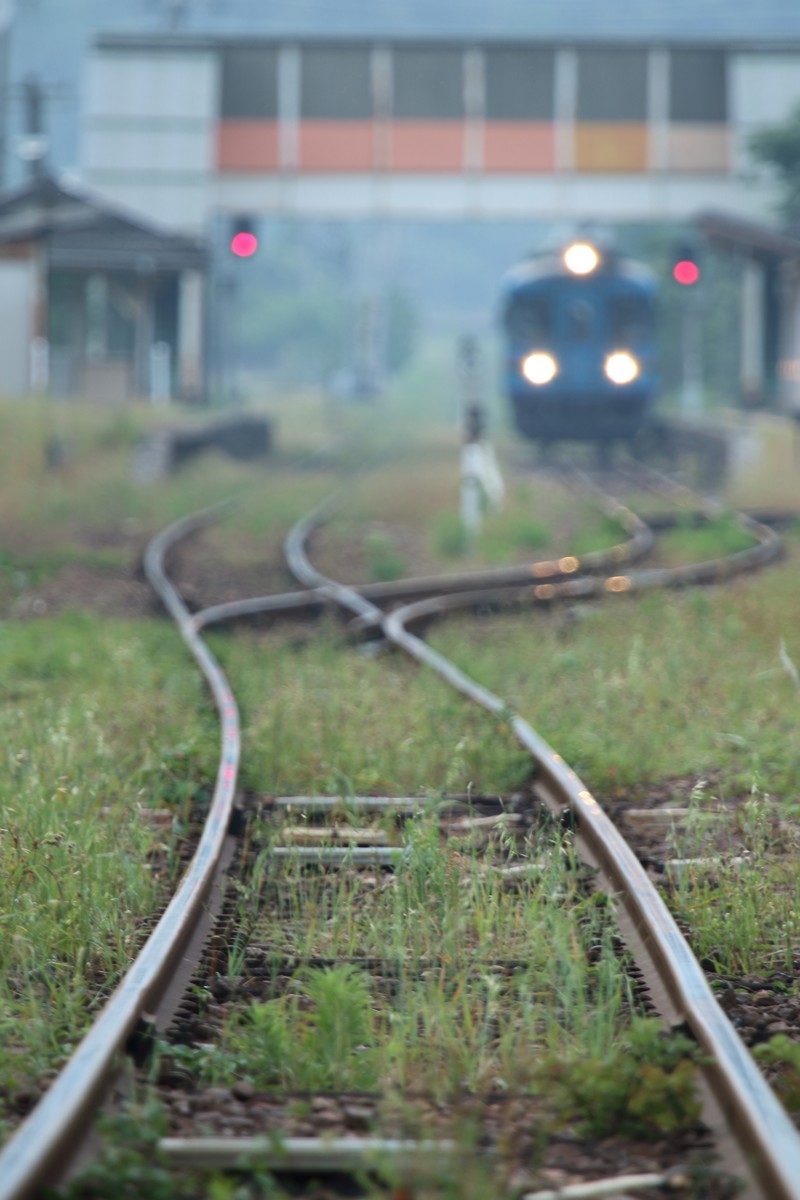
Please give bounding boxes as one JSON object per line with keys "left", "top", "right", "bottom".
{"left": 681, "top": 292, "right": 702, "bottom": 417}
{"left": 29, "top": 336, "right": 49, "bottom": 393}
{"left": 461, "top": 442, "right": 483, "bottom": 541}
{"left": 150, "top": 341, "right": 171, "bottom": 407}
{"left": 741, "top": 259, "right": 765, "bottom": 407}
{"left": 178, "top": 269, "right": 203, "bottom": 402}
{"left": 460, "top": 441, "right": 505, "bottom": 543}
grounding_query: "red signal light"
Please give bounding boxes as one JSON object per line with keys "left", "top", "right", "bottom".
{"left": 673, "top": 260, "right": 699, "bottom": 286}
{"left": 231, "top": 231, "right": 258, "bottom": 258}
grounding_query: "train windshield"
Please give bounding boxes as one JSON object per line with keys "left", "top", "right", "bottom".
{"left": 505, "top": 295, "right": 552, "bottom": 343}
{"left": 611, "top": 293, "right": 655, "bottom": 343}
{"left": 568, "top": 299, "right": 594, "bottom": 342}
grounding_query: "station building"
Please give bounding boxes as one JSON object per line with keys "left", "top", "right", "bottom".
{"left": 1, "top": 1, "right": 799, "bottom": 227}
{"left": 7, "top": 2, "right": 800, "bottom": 405}
{"left": 78, "top": 27, "right": 800, "bottom": 229}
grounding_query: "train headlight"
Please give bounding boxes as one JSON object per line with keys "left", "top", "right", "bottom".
{"left": 522, "top": 352, "right": 558, "bottom": 385}
{"left": 564, "top": 242, "right": 600, "bottom": 275}
{"left": 604, "top": 352, "right": 639, "bottom": 385}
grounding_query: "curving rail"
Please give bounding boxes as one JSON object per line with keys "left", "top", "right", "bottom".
{"left": 0, "top": 506, "right": 241, "bottom": 1200}
{"left": 196, "top": 464, "right": 781, "bottom": 638}
{"left": 0, "top": 469, "right": 793, "bottom": 1199}
{"left": 194, "top": 472, "right": 652, "bottom": 631}
{"left": 281, "top": 495, "right": 800, "bottom": 1200}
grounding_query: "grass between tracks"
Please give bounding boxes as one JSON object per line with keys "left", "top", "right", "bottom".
{"left": 180, "top": 813, "right": 702, "bottom": 1140}
{"left": 64, "top": 808, "right": 706, "bottom": 1199}
{"left": 3, "top": 374, "right": 800, "bottom": 1172}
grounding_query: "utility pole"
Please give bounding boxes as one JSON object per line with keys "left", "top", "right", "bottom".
{"left": 681, "top": 288, "right": 703, "bottom": 417}
{"left": 20, "top": 76, "right": 48, "bottom": 179}
{"left": 672, "top": 238, "right": 704, "bottom": 417}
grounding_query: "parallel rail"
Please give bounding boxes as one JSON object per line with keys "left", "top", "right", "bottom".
{"left": 0, "top": 469, "right": 795, "bottom": 1199}
{"left": 281, "top": 487, "right": 800, "bottom": 1200}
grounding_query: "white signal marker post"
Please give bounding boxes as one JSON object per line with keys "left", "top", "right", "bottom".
{"left": 458, "top": 337, "right": 504, "bottom": 542}
{"left": 460, "top": 439, "right": 505, "bottom": 541}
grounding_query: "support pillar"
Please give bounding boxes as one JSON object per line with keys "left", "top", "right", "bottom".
{"left": 178, "top": 269, "right": 204, "bottom": 403}
{"left": 778, "top": 271, "right": 800, "bottom": 413}
{"left": 740, "top": 258, "right": 765, "bottom": 407}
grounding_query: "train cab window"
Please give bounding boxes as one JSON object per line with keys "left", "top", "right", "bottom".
{"left": 506, "top": 296, "right": 551, "bottom": 343}
{"left": 568, "top": 300, "right": 594, "bottom": 342}
{"left": 611, "top": 294, "right": 654, "bottom": 343}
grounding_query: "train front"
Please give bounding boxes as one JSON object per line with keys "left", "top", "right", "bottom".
{"left": 501, "top": 239, "right": 659, "bottom": 444}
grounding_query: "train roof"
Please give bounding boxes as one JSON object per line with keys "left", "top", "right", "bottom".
{"left": 502, "top": 252, "right": 658, "bottom": 295}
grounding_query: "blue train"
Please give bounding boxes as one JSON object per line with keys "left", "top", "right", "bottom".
{"left": 500, "top": 237, "right": 659, "bottom": 445}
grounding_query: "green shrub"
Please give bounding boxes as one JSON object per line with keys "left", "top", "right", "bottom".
{"left": 540, "top": 1017, "right": 702, "bottom": 1139}
{"left": 754, "top": 1034, "right": 800, "bottom": 1112}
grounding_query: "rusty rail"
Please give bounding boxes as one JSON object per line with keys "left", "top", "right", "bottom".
{"left": 281, "top": 493, "right": 800, "bottom": 1200}
{"left": 0, "top": 467, "right": 793, "bottom": 1199}
{"left": 0, "top": 506, "right": 241, "bottom": 1200}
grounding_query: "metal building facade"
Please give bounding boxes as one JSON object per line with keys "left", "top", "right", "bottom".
{"left": 80, "top": 36, "right": 800, "bottom": 228}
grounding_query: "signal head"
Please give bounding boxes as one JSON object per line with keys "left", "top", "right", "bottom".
{"left": 673, "top": 260, "right": 700, "bottom": 286}
{"left": 672, "top": 237, "right": 700, "bottom": 285}
{"left": 230, "top": 216, "right": 258, "bottom": 258}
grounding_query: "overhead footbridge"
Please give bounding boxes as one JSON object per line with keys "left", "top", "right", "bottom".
{"left": 84, "top": 32, "right": 798, "bottom": 228}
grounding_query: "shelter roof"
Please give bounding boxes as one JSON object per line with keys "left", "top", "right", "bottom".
{"left": 695, "top": 211, "right": 800, "bottom": 265}
{"left": 0, "top": 174, "right": 205, "bottom": 272}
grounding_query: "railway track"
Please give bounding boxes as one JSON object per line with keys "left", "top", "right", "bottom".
{"left": 0, "top": 461, "right": 797, "bottom": 1199}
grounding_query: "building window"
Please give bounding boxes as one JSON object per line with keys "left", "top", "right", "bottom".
{"left": 577, "top": 48, "right": 648, "bottom": 121}
{"left": 392, "top": 46, "right": 464, "bottom": 119}
{"left": 220, "top": 47, "right": 279, "bottom": 119}
{"left": 484, "top": 47, "right": 555, "bottom": 120}
{"left": 670, "top": 49, "right": 727, "bottom": 122}
{"left": 300, "top": 46, "right": 373, "bottom": 119}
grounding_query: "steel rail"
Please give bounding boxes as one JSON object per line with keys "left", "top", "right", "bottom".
{"left": 194, "top": 485, "right": 651, "bottom": 632}
{"left": 282, "top": 502, "right": 800, "bottom": 1200}
{"left": 346, "top": 512, "right": 781, "bottom": 638}
{"left": 0, "top": 505, "right": 241, "bottom": 1200}
{"left": 194, "top": 468, "right": 781, "bottom": 637}
{"left": 3, "top": 468, "right": 786, "bottom": 1197}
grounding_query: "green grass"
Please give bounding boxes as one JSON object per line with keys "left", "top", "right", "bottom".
{"left": 3, "top": 383, "right": 800, "bottom": 1187}
{"left": 566, "top": 512, "right": 629, "bottom": 557}
{"left": 427, "top": 535, "right": 800, "bottom": 795}
{"left": 431, "top": 508, "right": 552, "bottom": 563}
{"left": 656, "top": 512, "right": 757, "bottom": 566}
{"left": 0, "top": 392, "right": 343, "bottom": 593}
{"left": 364, "top": 530, "right": 408, "bottom": 581}
{"left": 314, "top": 465, "right": 630, "bottom": 582}
{"left": 0, "top": 613, "right": 217, "bottom": 1137}
{"left": 668, "top": 792, "right": 800, "bottom": 975}
{"left": 182, "top": 811, "right": 700, "bottom": 1134}
{"left": 210, "top": 621, "right": 529, "bottom": 797}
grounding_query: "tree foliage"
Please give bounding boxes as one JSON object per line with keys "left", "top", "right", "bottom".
{"left": 227, "top": 222, "right": 418, "bottom": 385}
{"left": 749, "top": 100, "right": 800, "bottom": 227}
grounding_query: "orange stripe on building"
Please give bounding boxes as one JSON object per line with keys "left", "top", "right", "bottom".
{"left": 298, "top": 121, "right": 375, "bottom": 171}
{"left": 483, "top": 123, "right": 556, "bottom": 172}
{"left": 217, "top": 121, "right": 279, "bottom": 171}
{"left": 390, "top": 121, "right": 465, "bottom": 172}
{"left": 668, "top": 125, "right": 729, "bottom": 172}
{"left": 574, "top": 123, "right": 648, "bottom": 172}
